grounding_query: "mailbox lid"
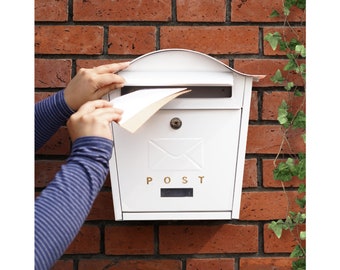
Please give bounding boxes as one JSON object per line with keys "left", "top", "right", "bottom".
{"left": 115, "top": 49, "right": 255, "bottom": 109}
{"left": 119, "top": 49, "right": 234, "bottom": 86}
{"left": 119, "top": 71, "right": 233, "bottom": 87}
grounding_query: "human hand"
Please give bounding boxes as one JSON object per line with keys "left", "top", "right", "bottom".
{"left": 66, "top": 100, "right": 123, "bottom": 141}
{"left": 64, "top": 62, "right": 130, "bottom": 111}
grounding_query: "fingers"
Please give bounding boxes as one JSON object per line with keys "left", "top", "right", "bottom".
{"left": 94, "top": 73, "right": 126, "bottom": 89}
{"left": 76, "top": 99, "right": 113, "bottom": 114}
{"left": 64, "top": 62, "right": 130, "bottom": 111}
{"left": 93, "top": 62, "right": 130, "bottom": 74}
{"left": 94, "top": 75, "right": 126, "bottom": 98}
{"left": 92, "top": 62, "right": 130, "bottom": 97}
{"left": 67, "top": 100, "right": 124, "bottom": 141}
{"left": 77, "top": 100, "right": 123, "bottom": 118}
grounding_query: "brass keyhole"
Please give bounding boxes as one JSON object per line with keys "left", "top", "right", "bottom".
{"left": 170, "top": 117, "right": 182, "bottom": 129}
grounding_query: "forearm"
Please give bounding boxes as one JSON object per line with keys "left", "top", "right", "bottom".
{"left": 35, "top": 90, "right": 74, "bottom": 151}
{"left": 34, "top": 137, "right": 113, "bottom": 270}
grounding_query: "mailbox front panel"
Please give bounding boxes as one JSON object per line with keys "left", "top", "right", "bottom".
{"left": 112, "top": 109, "right": 241, "bottom": 213}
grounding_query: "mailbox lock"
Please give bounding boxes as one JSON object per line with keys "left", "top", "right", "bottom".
{"left": 170, "top": 117, "right": 182, "bottom": 129}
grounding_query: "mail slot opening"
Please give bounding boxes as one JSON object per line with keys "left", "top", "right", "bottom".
{"left": 161, "top": 188, "right": 194, "bottom": 197}
{"left": 121, "top": 86, "right": 232, "bottom": 98}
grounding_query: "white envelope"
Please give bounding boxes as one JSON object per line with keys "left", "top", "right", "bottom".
{"left": 148, "top": 138, "right": 204, "bottom": 170}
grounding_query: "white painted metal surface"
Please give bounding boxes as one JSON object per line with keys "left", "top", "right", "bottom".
{"left": 107, "top": 49, "right": 259, "bottom": 220}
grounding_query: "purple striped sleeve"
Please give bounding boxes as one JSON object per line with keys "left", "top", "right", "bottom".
{"left": 35, "top": 90, "right": 74, "bottom": 151}
{"left": 34, "top": 136, "right": 113, "bottom": 270}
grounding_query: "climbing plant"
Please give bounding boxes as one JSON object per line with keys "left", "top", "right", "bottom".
{"left": 264, "top": 1, "right": 306, "bottom": 269}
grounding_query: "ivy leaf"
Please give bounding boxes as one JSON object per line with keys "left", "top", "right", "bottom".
{"left": 284, "top": 55, "right": 298, "bottom": 71}
{"left": 271, "top": 69, "right": 285, "bottom": 84}
{"left": 298, "top": 184, "right": 306, "bottom": 193}
{"left": 295, "top": 44, "right": 306, "bottom": 57}
{"left": 300, "top": 231, "right": 306, "bottom": 240}
{"left": 273, "top": 161, "right": 293, "bottom": 181}
{"left": 296, "top": 0, "right": 306, "bottom": 9}
{"left": 291, "top": 212, "right": 306, "bottom": 224}
{"left": 293, "top": 110, "right": 306, "bottom": 129}
{"left": 268, "top": 220, "right": 284, "bottom": 238}
{"left": 290, "top": 245, "right": 304, "bottom": 258}
{"left": 301, "top": 133, "right": 306, "bottom": 143}
{"left": 270, "top": 10, "right": 280, "bottom": 18}
{"left": 296, "top": 154, "right": 306, "bottom": 179}
{"left": 264, "top": 32, "right": 282, "bottom": 50}
{"left": 288, "top": 38, "right": 301, "bottom": 51}
{"left": 283, "top": 6, "right": 290, "bottom": 16}
{"left": 296, "top": 196, "right": 306, "bottom": 208}
{"left": 277, "top": 100, "right": 289, "bottom": 127}
{"left": 292, "top": 258, "right": 306, "bottom": 270}
{"left": 294, "top": 89, "right": 303, "bottom": 97}
{"left": 285, "top": 81, "right": 295, "bottom": 91}
{"left": 296, "top": 63, "right": 306, "bottom": 80}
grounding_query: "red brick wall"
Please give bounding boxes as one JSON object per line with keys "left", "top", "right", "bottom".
{"left": 34, "top": 0, "right": 306, "bottom": 269}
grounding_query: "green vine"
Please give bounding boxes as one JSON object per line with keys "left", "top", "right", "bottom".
{"left": 264, "top": 1, "right": 306, "bottom": 269}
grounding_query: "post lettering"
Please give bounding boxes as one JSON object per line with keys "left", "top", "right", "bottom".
{"left": 146, "top": 177, "right": 153, "bottom": 184}
{"left": 164, "top": 177, "right": 171, "bottom": 184}
{"left": 198, "top": 176, "right": 204, "bottom": 184}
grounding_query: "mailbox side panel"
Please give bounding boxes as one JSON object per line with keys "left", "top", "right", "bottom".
{"left": 231, "top": 76, "right": 254, "bottom": 219}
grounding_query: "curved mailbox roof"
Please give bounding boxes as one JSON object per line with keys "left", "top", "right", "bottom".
{"left": 118, "top": 49, "right": 263, "bottom": 86}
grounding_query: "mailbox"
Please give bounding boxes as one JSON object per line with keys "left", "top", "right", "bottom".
{"left": 106, "top": 49, "right": 262, "bottom": 221}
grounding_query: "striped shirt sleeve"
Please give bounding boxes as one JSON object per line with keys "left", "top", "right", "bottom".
{"left": 35, "top": 90, "right": 74, "bottom": 151}
{"left": 35, "top": 137, "right": 113, "bottom": 270}
{"left": 35, "top": 91, "right": 114, "bottom": 269}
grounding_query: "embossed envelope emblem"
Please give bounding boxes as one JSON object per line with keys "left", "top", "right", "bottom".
{"left": 148, "top": 138, "right": 203, "bottom": 170}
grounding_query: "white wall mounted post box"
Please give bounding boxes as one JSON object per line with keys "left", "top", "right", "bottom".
{"left": 106, "top": 49, "right": 262, "bottom": 221}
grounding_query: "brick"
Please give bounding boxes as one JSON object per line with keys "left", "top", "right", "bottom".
{"left": 73, "top": 0, "right": 172, "bottom": 21}
{"left": 35, "top": 0, "right": 68, "bottom": 22}
{"left": 263, "top": 27, "right": 306, "bottom": 56}
{"left": 105, "top": 225, "right": 154, "bottom": 255}
{"left": 159, "top": 224, "right": 258, "bottom": 254}
{"left": 234, "top": 59, "right": 305, "bottom": 87}
{"left": 35, "top": 160, "right": 65, "bottom": 187}
{"left": 187, "top": 258, "right": 234, "bottom": 270}
{"left": 160, "top": 26, "right": 259, "bottom": 54}
{"left": 86, "top": 191, "right": 114, "bottom": 221}
{"left": 263, "top": 159, "right": 305, "bottom": 188}
{"left": 51, "top": 260, "right": 73, "bottom": 270}
{"left": 35, "top": 127, "right": 71, "bottom": 156}
{"left": 240, "top": 191, "right": 299, "bottom": 220}
{"left": 263, "top": 223, "right": 305, "bottom": 253}
{"left": 65, "top": 225, "right": 100, "bottom": 254}
{"left": 108, "top": 26, "right": 157, "bottom": 55}
{"left": 35, "top": 59, "right": 72, "bottom": 88}
{"left": 78, "top": 259, "right": 182, "bottom": 270}
{"left": 231, "top": 0, "right": 305, "bottom": 22}
{"left": 246, "top": 125, "right": 305, "bottom": 154}
{"left": 176, "top": 0, "right": 226, "bottom": 22}
{"left": 262, "top": 91, "right": 306, "bottom": 121}
{"left": 239, "top": 257, "right": 294, "bottom": 270}
{"left": 35, "top": 26, "right": 104, "bottom": 54}
{"left": 249, "top": 91, "right": 258, "bottom": 120}
{"left": 243, "top": 158, "right": 258, "bottom": 188}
